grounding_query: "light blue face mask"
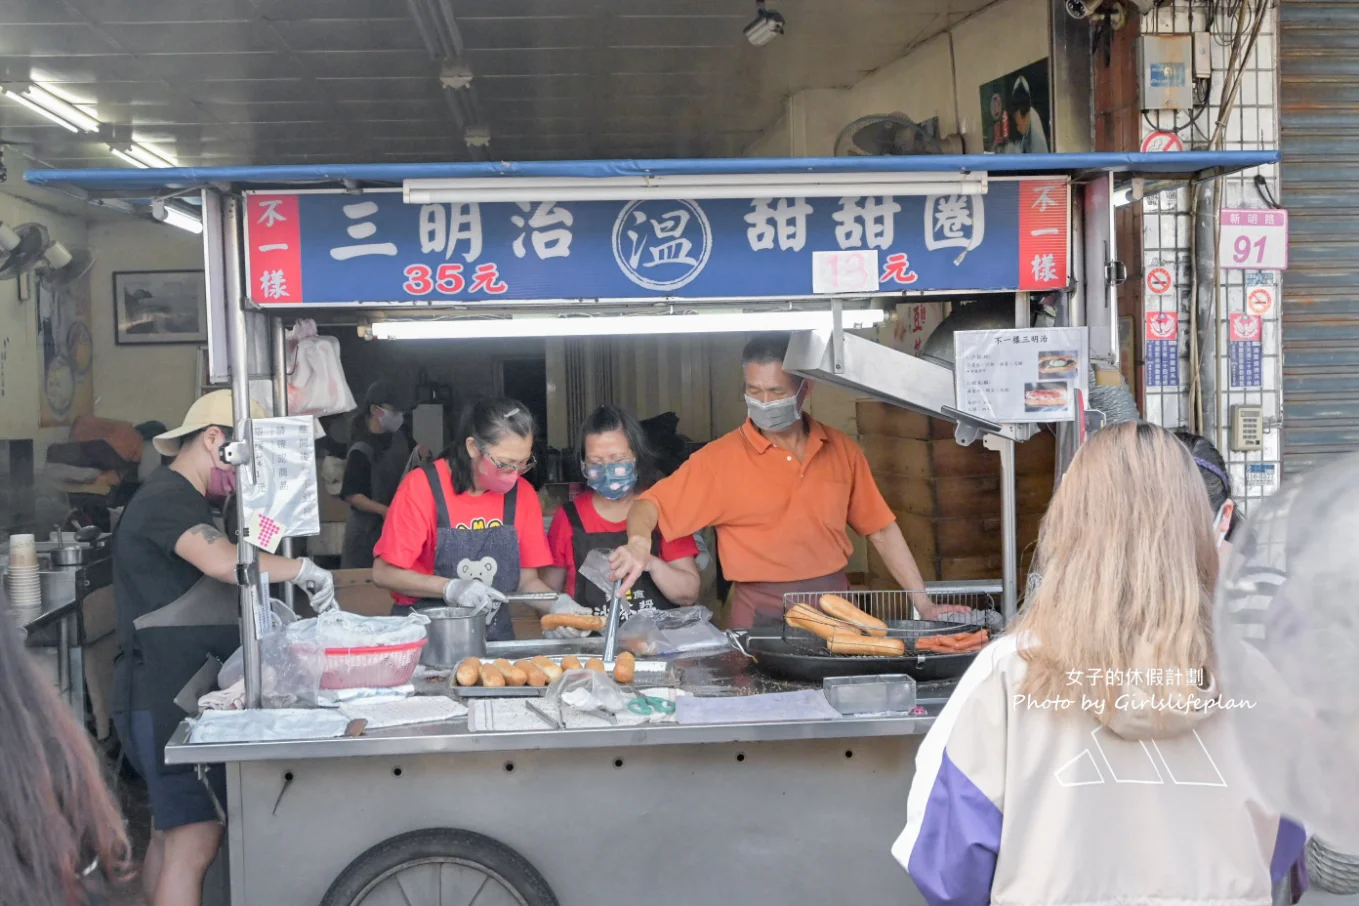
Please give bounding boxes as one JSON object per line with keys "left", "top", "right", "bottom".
{"left": 585, "top": 461, "right": 637, "bottom": 500}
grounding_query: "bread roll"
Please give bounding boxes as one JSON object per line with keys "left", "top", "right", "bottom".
{"left": 541, "top": 613, "right": 607, "bottom": 632}
{"left": 613, "top": 651, "right": 636, "bottom": 685}
{"left": 515, "top": 659, "right": 548, "bottom": 687}
{"left": 785, "top": 603, "right": 856, "bottom": 642}
{"left": 818, "top": 594, "right": 888, "bottom": 637}
{"left": 480, "top": 664, "right": 506, "bottom": 687}
{"left": 585, "top": 657, "right": 606, "bottom": 673}
{"left": 532, "top": 656, "right": 564, "bottom": 682}
{"left": 560, "top": 655, "right": 583, "bottom": 671}
{"left": 494, "top": 658, "right": 528, "bottom": 687}
{"left": 455, "top": 657, "right": 482, "bottom": 687}
{"left": 827, "top": 632, "right": 906, "bottom": 657}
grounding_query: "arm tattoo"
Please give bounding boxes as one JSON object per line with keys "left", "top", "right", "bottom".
{"left": 188, "top": 523, "right": 226, "bottom": 544}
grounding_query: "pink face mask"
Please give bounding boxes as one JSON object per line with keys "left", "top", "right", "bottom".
{"left": 476, "top": 455, "right": 518, "bottom": 494}
{"left": 207, "top": 465, "right": 237, "bottom": 501}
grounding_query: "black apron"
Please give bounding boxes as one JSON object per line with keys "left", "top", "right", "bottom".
{"left": 129, "top": 575, "right": 241, "bottom": 774}
{"left": 341, "top": 432, "right": 410, "bottom": 569}
{"left": 563, "top": 500, "right": 673, "bottom": 619}
{"left": 410, "top": 464, "right": 518, "bottom": 641}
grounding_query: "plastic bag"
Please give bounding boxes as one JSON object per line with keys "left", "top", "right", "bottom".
{"left": 218, "top": 599, "right": 300, "bottom": 688}
{"left": 287, "top": 327, "right": 356, "bottom": 417}
{"left": 189, "top": 708, "right": 351, "bottom": 744}
{"left": 286, "top": 609, "right": 429, "bottom": 649}
{"left": 1216, "top": 453, "right": 1359, "bottom": 851}
{"left": 544, "top": 669, "right": 629, "bottom": 715}
{"left": 617, "top": 605, "right": 730, "bottom": 657}
{"left": 217, "top": 631, "right": 325, "bottom": 709}
{"left": 218, "top": 598, "right": 325, "bottom": 708}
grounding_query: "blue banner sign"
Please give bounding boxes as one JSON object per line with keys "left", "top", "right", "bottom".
{"left": 245, "top": 178, "right": 1070, "bottom": 306}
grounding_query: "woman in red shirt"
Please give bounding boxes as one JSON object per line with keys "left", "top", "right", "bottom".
{"left": 543, "top": 406, "right": 700, "bottom": 629}
{"left": 372, "top": 398, "right": 591, "bottom": 641}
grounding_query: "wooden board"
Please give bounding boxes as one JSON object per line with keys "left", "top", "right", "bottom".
{"left": 854, "top": 401, "right": 954, "bottom": 441}
{"left": 874, "top": 471, "right": 1055, "bottom": 518}
{"left": 860, "top": 432, "right": 1056, "bottom": 480}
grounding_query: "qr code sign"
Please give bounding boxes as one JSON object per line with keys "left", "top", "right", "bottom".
{"left": 246, "top": 512, "right": 286, "bottom": 554}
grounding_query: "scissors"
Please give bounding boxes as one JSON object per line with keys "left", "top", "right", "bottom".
{"left": 627, "top": 694, "right": 676, "bottom": 716}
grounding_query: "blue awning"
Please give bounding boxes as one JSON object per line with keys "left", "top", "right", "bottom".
{"left": 25, "top": 151, "right": 1278, "bottom": 197}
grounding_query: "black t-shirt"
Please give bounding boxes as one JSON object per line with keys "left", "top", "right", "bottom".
{"left": 111, "top": 468, "right": 214, "bottom": 712}
{"left": 340, "top": 431, "right": 393, "bottom": 501}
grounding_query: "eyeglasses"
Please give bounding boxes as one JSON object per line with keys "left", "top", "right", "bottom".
{"left": 478, "top": 442, "right": 535, "bottom": 475}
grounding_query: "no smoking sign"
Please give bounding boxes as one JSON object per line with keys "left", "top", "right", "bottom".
{"left": 1248, "top": 286, "right": 1274, "bottom": 315}
{"left": 1146, "top": 266, "right": 1173, "bottom": 295}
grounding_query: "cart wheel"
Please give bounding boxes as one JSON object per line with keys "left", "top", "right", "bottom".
{"left": 319, "top": 828, "right": 557, "bottom": 906}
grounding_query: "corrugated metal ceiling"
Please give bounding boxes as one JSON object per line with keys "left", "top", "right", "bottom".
{"left": 0, "top": 0, "right": 996, "bottom": 169}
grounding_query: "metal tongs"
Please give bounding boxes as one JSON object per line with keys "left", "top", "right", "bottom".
{"left": 578, "top": 549, "right": 625, "bottom": 667}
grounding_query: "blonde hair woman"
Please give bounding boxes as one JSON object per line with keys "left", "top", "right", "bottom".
{"left": 893, "top": 423, "right": 1303, "bottom": 906}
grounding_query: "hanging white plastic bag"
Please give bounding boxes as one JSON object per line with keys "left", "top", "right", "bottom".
{"left": 287, "top": 320, "right": 356, "bottom": 417}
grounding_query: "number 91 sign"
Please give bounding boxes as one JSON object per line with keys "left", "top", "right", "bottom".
{"left": 1218, "top": 208, "right": 1288, "bottom": 271}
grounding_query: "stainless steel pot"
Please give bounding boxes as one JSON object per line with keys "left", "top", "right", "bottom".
{"left": 51, "top": 546, "right": 85, "bottom": 567}
{"left": 418, "top": 606, "right": 486, "bottom": 668}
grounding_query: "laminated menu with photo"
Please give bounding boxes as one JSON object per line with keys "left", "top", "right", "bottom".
{"left": 953, "top": 327, "right": 1088, "bottom": 424}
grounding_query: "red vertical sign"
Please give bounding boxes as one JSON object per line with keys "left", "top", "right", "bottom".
{"left": 245, "top": 194, "right": 303, "bottom": 304}
{"left": 1017, "top": 179, "right": 1069, "bottom": 291}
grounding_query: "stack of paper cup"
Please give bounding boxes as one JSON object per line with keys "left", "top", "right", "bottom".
{"left": 5, "top": 534, "right": 43, "bottom": 626}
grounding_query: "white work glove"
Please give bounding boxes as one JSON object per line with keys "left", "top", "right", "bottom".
{"left": 291, "top": 558, "right": 337, "bottom": 614}
{"left": 442, "top": 578, "right": 507, "bottom": 625}
{"left": 543, "top": 594, "right": 595, "bottom": 639}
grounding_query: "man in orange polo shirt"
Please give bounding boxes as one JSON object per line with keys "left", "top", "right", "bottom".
{"left": 611, "top": 333, "right": 959, "bottom": 629}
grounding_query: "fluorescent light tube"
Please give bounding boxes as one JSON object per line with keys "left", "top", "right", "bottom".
{"left": 404, "top": 172, "right": 987, "bottom": 204}
{"left": 22, "top": 84, "right": 100, "bottom": 132}
{"left": 110, "top": 147, "right": 149, "bottom": 169}
{"left": 1, "top": 87, "right": 79, "bottom": 133}
{"left": 161, "top": 207, "right": 203, "bottom": 234}
{"left": 369, "top": 310, "right": 884, "bottom": 340}
{"left": 127, "top": 142, "right": 178, "bottom": 168}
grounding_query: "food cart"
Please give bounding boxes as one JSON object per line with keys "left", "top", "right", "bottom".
{"left": 30, "top": 150, "right": 1276, "bottom": 906}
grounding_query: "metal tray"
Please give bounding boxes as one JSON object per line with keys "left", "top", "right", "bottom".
{"left": 743, "top": 635, "right": 977, "bottom": 684}
{"left": 823, "top": 674, "right": 917, "bottom": 715}
{"left": 455, "top": 686, "right": 545, "bottom": 699}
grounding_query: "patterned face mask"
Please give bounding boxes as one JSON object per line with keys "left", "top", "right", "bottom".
{"left": 584, "top": 461, "right": 637, "bottom": 500}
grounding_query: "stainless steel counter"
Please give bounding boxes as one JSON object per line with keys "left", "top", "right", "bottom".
{"left": 163, "top": 642, "right": 946, "bottom": 906}
{"left": 166, "top": 645, "right": 947, "bottom": 764}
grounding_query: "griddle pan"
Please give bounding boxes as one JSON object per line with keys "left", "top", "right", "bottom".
{"left": 743, "top": 635, "right": 979, "bottom": 684}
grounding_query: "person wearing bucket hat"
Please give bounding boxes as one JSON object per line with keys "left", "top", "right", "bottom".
{"left": 111, "top": 390, "right": 337, "bottom": 906}
{"left": 340, "top": 380, "right": 414, "bottom": 569}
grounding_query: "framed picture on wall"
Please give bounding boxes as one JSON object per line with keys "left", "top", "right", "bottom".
{"left": 979, "top": 58, "right": 1052, "bottom": 154}
{"left": 113, "top": 270, "right": 208, "bottom": 344}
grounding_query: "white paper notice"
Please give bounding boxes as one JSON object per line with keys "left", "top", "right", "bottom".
{"left": 240, "top": 416, "right": 321, "bottom": 550}
{"left": 953, "top": 327, "right": 1089, "bottom": 424}
{"left": 812, "top": 250, "right": 880, "bottom": 294}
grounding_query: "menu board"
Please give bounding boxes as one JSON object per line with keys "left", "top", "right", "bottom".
{"left": 953, "top": 327, "right": 1089, "bottom": 424}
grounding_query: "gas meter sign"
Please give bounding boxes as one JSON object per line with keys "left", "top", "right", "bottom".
{"left": 1219, "top": 208, "right": 1288, "bottom": 271}
{"left": 243, "top": 178, "right": 1070, "bottom": 306}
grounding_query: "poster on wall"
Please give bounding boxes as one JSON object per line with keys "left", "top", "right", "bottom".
{"left": 953, "top": 327, "right": 1088, "bottom": 424}
{"left": 980, "top": 59, "right": 1052, "bottom": 154}
{"left": 114, "top": 270, "right": 207, "bottom": 344}
{"left": 37, "top": 278, "right": 94, "bottom": 428}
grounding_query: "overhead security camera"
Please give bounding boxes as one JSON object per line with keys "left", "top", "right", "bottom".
{"left": 744, "top": 0, "right": 785, "bottom": 46}
{"left": 1067, "top": 0, "right": 1152, "bottom": 18}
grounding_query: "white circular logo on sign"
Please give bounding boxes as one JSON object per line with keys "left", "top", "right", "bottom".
{"left": 1147, "top": 312, "right": 1177, "bottom": 340}
{"left": 612, "top": 199, "right": 712, "bottom": 291}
